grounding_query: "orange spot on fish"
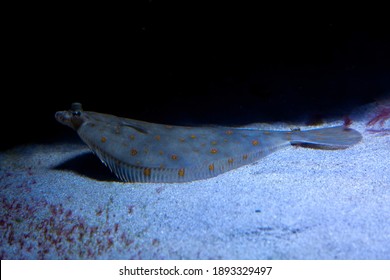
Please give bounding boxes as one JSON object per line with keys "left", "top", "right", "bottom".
{"left": 210, "top": 148, "right": 218, "bottom": 154}
{"left": 130, "top": 149, "right": 138, "bottom": 156}
{"left": 243, "top": 154, "right": 248, "bottom": 160}
{"left": 101, "top": 136, "right": 107, "bottom": 143}
{"left": 209, "top": 164, "right": 214, "bottom": 171}
{"left": 129, "top": 135, "right": 135, "bottom": 140}
{"left": 252, "top": 140, "right": 259, "bottom": 146}
{"left": 225, "top": 130, "right": 233, "bottom": 135}
{"left": 178, "top": 168, "right": 185, "bottom": 177}
{"left": 143, "top": 168, "right": 151, "bottom": 177}
{"left": 155, "top": 135, "right": 161, "bottom": 141}
{"left": 171, "top": 154, "right": 178, "bottom": 160}
{"left": 159, "top": 150, "right": 164, "bottom": 155}
{"left": 228, "top": 158, "right": 234, "bottom": 164}
{"left": 190, "top": 135, "right": 196, "bottom": 139}
{"left": 211, "top": 141, "right": 217, "bottom": 145}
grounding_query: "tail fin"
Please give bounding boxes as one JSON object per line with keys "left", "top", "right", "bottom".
{"left": 290, "top": 126, "right": 362, "bottom": 149}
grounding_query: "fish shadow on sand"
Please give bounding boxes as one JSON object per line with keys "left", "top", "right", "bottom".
{"left": 53, "top": 152, "right": 118, "bottom": 182}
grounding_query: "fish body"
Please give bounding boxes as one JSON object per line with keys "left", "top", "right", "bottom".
{"left": 55, "top": 103, "right": 362, "bottom": 183}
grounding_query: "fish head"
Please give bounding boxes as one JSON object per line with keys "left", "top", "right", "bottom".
{"left": 55, "top": 102, "right": 86, "bottom": 130}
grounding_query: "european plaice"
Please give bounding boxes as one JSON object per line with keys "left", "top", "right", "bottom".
{"left": 55, "top": 103, "right": 362, "bottom": 183}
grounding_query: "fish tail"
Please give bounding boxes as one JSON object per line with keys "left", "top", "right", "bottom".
{"left": 289, "top": 126, "right": 362, "bottom": 149}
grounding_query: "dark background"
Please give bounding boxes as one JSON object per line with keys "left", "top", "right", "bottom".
{"left": 2, "top": 2, "right": 390, "bottom": 150}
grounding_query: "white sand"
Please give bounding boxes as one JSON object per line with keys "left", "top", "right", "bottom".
{"left": 0, "top": 100, "right": 389, "bottom": 259}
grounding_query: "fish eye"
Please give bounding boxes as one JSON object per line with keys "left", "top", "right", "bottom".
{"left": 72, "top": 111, "right": 81, "bottom": 117}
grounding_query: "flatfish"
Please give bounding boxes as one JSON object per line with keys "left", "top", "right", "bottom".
{"left": 55, "top": 103, "right": 362, "bottom": 183}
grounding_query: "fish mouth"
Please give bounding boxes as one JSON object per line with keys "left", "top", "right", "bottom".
{"left": 55, "top": 111, "right": 65, "bottom": 122}
{"left": 55, "top": 111, "right": 72, "bottom": 126}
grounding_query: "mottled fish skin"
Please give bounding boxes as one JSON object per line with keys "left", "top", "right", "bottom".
{"left": 55, "top": 103, "right": 362, "bottom": 183}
